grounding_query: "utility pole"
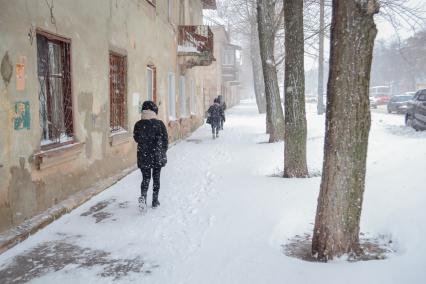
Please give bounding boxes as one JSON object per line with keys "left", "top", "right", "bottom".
{"left": 317, "top": 0, "right": 325, "bottom": 115}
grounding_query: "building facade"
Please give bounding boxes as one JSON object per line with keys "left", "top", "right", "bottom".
{"left": 202, "top": 25, "right": 241, "bottom": 111}
{"left": 0, "top": 0, "right": 216, "bottom": 233}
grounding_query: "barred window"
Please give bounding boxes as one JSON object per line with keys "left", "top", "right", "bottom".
{"left": 109, "top": 52, "right": 127, "bottom": 132}
{"left": 37, "top": 32, "right": 73, "bottom": 149}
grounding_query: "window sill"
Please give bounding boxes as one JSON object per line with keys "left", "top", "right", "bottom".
{"left": 109, "top": 130, "right": 131, "bottom": 146}
{"left": 34, "top": 142, "right": 84, "bottom": 170}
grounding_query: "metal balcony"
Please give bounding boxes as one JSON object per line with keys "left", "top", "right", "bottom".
{"left": 178, "top": 25, "right": 215, "bottom": 68}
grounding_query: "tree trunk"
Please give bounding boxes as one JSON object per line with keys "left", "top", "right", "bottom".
{"left": 312, "top": 0, "right": 379, "bottom": 261}
{"left": 257, "top": 0, "right": 285, "bottom": 142}
{"left": 250, "top": 20, "right": 267, "bottom": 114}
{"left": 283, "top": 0, "right": 309, "bottom": 178}
{"left": 317, "top": 0, "right": 326, "bottom": 115}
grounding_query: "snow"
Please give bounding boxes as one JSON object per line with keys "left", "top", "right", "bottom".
{"left": 0, "top": 101, "right": 425, "bottom": 283}
{"left": 177, "top": 45, "right": 200, "bottom": 53}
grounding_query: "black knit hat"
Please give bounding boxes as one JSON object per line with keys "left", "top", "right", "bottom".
{"left": 141, "top": 101, "right": 158, "bottom": 114}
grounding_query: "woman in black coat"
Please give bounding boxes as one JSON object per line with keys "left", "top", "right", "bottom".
{"left": 207, "top": 98, "right": 225, "bottom": 139}
{"left": 133, "top": 101, "right": 168, "bottom": 210}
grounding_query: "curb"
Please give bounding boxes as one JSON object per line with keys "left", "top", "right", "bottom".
{"left": 0, "top": 166, "right": 137, "bottom": 255}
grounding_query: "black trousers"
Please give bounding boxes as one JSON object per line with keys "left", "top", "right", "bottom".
{"left": 140, "top": 168, "right": 162, "bottom": 198}
{"left": 211, "top": 124, "right": 219, "bottom": 135}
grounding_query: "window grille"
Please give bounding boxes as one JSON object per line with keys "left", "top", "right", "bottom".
{"left": 109, "top": 52, "right": 127, "bottom": 132}
{"left": 37, "top": 32, "right": 73, "bottom": 148}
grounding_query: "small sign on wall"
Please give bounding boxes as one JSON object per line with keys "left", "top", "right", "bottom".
{"left": 13, "top": 101, "right": 30, "bottom": 130}
{"left": 16, "top": 56, "right": 26, "bottom": 91}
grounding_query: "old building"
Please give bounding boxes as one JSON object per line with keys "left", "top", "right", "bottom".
{"left": 0, "top": 0, "right": 216, "bottom": 233}
{"left": 202, "top": 23, "right": 241, "bottom": 111}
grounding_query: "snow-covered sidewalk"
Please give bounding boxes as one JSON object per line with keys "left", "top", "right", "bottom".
{"left": 0, "top": 100, "right": 425, "bottom": 284}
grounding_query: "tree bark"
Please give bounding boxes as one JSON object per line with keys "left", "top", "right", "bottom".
{"left": 283, "top": 0, "right": 309, "bottom": 178}
{"left": 257, "top": 0, "right": 285, "bottom": 142}
{"left": 317, "top": 0, "right": 326, "bottom": 115}
{"left": 312, "top": 0, "right": 379, "bottom": 261}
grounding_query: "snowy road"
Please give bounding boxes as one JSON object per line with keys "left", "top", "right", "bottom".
{"left": 0, "top": 100, "right": 426, "bottom": 284}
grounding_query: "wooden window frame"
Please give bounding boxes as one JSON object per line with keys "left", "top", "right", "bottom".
{"left": 36, "top": 30, "right": 74, "bottom": 150}
{"left": 109, "top": 51, "right": 128, "bottom": 133}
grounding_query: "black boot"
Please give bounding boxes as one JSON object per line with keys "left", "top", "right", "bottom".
{"left": 152, "top": 194, "right": 160, "bottom": 208}
{"left": 138, "top": 195, "right": 147, "bottom": 212}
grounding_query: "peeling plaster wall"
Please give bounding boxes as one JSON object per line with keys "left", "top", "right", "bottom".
{"left": 0, "top": 0, "right": 208, "bottom": 233}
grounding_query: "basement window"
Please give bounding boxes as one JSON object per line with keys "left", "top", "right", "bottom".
{"left": 37, "top": 31, "right": 74, "bottom": 149}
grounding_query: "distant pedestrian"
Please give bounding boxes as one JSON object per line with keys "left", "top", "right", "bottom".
{"left": 218, "top": 95, "right": 227, "bottom": 130}
{"left": 133, "top": 101, "right": 168, "bottom": 212}
{"left": 207, "top": 98, "right": 225, "bottom": 139}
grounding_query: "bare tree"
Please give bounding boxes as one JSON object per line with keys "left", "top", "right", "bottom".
{"left": 312, "top": 0, "right": 379, "bottom": 261}
{"left": 283, "top": 0, "right": 309, "bottom": 177}
{"left": 250, "top": 8, "right": 267, "bottom": 114}
{"left": 317, "top": 0, "right": 326, "bottom": 115}
{"left": 257, "top": 0, "right": 285, "bottom": 142}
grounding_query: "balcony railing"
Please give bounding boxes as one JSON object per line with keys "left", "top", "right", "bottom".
{"left": 178, "top": 26, "right": 214, "bottom": 67}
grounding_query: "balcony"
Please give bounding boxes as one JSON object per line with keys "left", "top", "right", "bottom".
{"left": 178, "top": 25, "right": 215, "bottom": 69}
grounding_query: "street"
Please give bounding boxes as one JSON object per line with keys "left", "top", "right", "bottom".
{"left": 0, "top": 100, "right": 425, "bottom": 284}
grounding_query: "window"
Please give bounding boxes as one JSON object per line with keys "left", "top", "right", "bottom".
{"left": 418, "top": 93, "right": 426, "bottom": 101}
{"left": 222, "top": 50, "right": 235, "bottom": 66}
{"left": 37, "top": 32, "right": 73, "bottom": 148}
{"left": 179, "top": 76, "right": 187, "bottom": 117}
{"left": 190, "top": 79, "right": 196, "bottom": 114}
{"left": 146, "top": 65, "right": 157, "bottom": 102}
{"left": 179, "top": 0, "right": 185, "bottom": 25}
{"left": 109, "top": 52, "right": 127, "bottom": 132}
{"left": 168, "top": 73, "right": 176, "bottom": 119}
{"left": 168, "top": 0, "right": 173, "bottom": 22}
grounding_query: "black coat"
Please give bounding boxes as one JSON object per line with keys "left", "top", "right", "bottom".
{"left": 207, "top": 103, "right": 225, "bottom": 127}
{"left": 133, "top": 117, "right": 168, "bottom": 169}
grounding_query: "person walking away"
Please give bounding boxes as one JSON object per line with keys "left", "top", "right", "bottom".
{"left": 218, "top": 95, "right": 227, "bottom": 130}
{"left": 207, "top": 98, "right": 225, "bottom": 139}
{"left": 133, "top": 101, "right": 168, "bottom": 211}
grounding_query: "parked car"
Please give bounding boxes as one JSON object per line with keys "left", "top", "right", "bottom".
{"left": 370, "top": 96, "right": 378, "bottom": 109}
{"left": 405, "top": 89, "right": 426, "bottom": 131}
{"left": 370, "top": 86, "right": 391, "bottom": 105}
{"left": 387, "top": 93, "right": 415, "bottom": 114}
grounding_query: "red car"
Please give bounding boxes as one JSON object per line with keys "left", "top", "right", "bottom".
{"left": 375, "top": 94, "right": 391, "bottom": 105}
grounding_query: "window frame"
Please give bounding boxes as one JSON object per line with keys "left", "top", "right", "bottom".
{"left": 36, "top": 30, "right": 74, "bottom": 150}
{"left": 168, "top": 72, "right": 176, "bottom": 120}
{"left": 190, "top": 79, "right": 196, "bottom": 115}
{"left": 179, "top": 75, "right": 187, "bottom": 117}
{"left": 146, "top": 65, "right": 157, "bottom": 103}
{"left": 109, "top": 51, "right": 128, "bottom": 133}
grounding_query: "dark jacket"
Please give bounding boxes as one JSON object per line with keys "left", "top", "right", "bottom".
{"left": 133, "top": 110, "right": 169, "bottom": 169}
{"left": 207, "top": 103, "right": 225, "bottom": 127}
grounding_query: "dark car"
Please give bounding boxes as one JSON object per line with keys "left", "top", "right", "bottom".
{"left": 405, "top": 89, "right": 426, "bottom": 131}
{"left": 387, "top": 93, "right": 415, "bottom": 114}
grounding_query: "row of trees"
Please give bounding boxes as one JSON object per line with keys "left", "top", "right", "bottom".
{"left": 218, "top": 0, "right": 377, "bottom": 261}
{"left": 217, "top": 0, "right": 423, "bottom": 260}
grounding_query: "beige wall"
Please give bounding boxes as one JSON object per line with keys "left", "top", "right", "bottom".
{"left": 0, "top": 0, "right": 208, "bottom": 233}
